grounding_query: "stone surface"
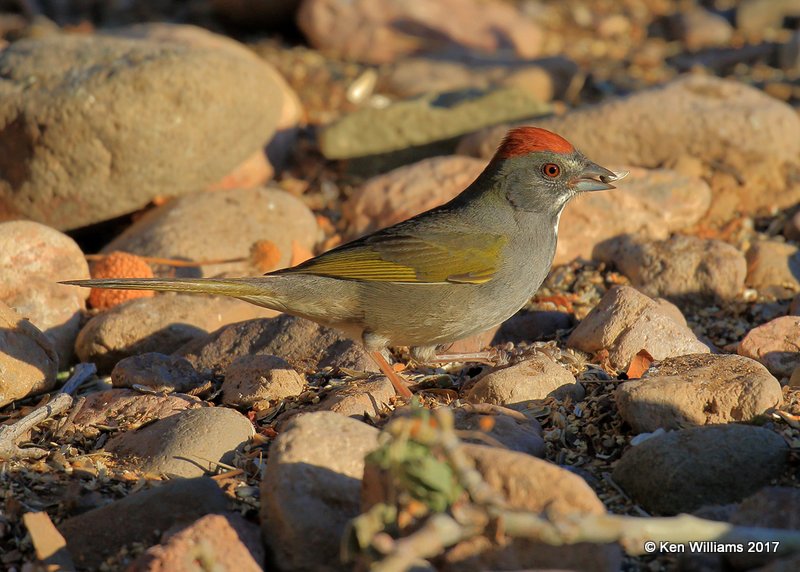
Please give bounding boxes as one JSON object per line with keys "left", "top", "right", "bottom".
{"left": 0, "top": 221, "right": 89, "bottom": 364}
{"left": 297, "top": 0, "right": 543, "bottom": 64}
{"left": 567, "top": 286, "right": 710, "bottom": 372}
{"left": 745, "top": 241, "right": 800, "bottom": 299}
{"left": 555, "top": 168, "right": 711, "bottom": 265}
{"left": 738, "top": 316, "right": 800, "bottom": 378}
{"left": 492, "top": 310, "right": 574, "bottom": 345}
{"left": 677, "top": 8, "right": 734, "bottom": 51}
{"left": 467, "top": 354, "right": 581, "bottom": 406}
{"left": 178, "top": 314, "right": 377, "bottom": 375}
{"left": 111, "top": 353, "right": 207, "bottom": 393}
{"left": 75, "top": 293, "right": 276, "bottom": 373}
{"left": 261, "top": 412, "right": 379, "bottom": 571}
{"left": 459, "top": 76, "right": 800, "bottom": 219}
{"left": 58, "top": 478, "right": 229, "bottom": 570}
{"left": 726, "top": 487, "right": 800, "bottom": 570}
{"left": 616, "top": 354, "right": 782, "bottom": 433}
{"left": 72, "top": 389, "right": 206, "bottom": 434}
{"left": 343, "top": 155, "right": 487, "bottom": 236}
{"left": 314, "top": 376, "right": 395, "bottom": 418}
{"left": 452, "top": 406, "right": 545, "bottom": 457}
{"left": 106, "top": 407, "right": 254, "bottom": 477}
{"left": 129, "top": 513, "right": 264, "bottom": 572}
{"left": 0, "top": 35, "right": 281, "bottom": 230}
{"left": 0, "top": 301, "right": 59, "bottom": 408}
{"left": 102, "top": 187, "right": 317, "bottom": 278}
{"left": 320, "top": 88, "right": 550, "bottom": 160}
{"left": 612, "top": 424, "right": 788, "bottom": 515}
{"left": 737, "top": 0, "right": 800, "bottom": 35}
{"left": 595, "top": 234, "right": 746, "bottom": 301}
{"left": 386, "top": 56, "right": 578, "bottom": 102}
{"left": 222, "top": 354, "right": 305, "bottom": 407}
{"left": 362, "top": 442, "right": 620, "bottom": 571}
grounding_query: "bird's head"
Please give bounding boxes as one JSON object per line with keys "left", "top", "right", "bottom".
{"left": 491, "top": 126, "right": 627, "bottom": 215}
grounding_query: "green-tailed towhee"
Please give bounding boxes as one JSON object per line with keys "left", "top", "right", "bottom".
{"left": 64, "top": 127, "right": 626, "bottom": 397}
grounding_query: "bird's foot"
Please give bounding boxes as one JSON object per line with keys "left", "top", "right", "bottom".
{"left": 431, "top": 348, "right": 509, "bottom": 367}
{"left": 369, "top": 351, "right": 413, "bottom": 398}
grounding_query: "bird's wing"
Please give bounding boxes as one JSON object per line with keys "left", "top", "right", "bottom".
{"left": 273, "top": 229, "right": 507, "bottom": 284}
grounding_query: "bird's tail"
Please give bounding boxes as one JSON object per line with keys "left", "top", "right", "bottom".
{"left": 61, "top": 277, "right": 281, "bottom": 307}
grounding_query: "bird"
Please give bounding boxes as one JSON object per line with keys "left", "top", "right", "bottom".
{"left": 63, "top": 127, "right": 626, "bottom": 398}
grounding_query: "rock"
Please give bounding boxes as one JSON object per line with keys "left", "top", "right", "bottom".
{"left": 737, "top": 0, "right": 800, "bottom": 35}
{"left": 555, "top": 168, "right": 711, "bottom": 265}
{"left": 784, "top": 209, "right": 800, "bottom": 242}
{"left": 452, "top": 406, "right": 545, "bottom": 456}
{"left": 178, "top": 314, "right": 377, "bottom": 375}
{"left": 129, "top": 513, "right": 264, "bottom": 572}
{"left": 320, "top": 88, "right": 551, "bottom": 160}
{"left": 745, "top": 241, "right": 800, "bottom": 299}
{"left": 102, "top": 187, "right": 317, "bottom": 278}
{"left": 0, "top": 301, "right": 59, "bottom": 407}
{"left": 595, "top": 234, "right": 746, "bottom": 301}
{"left": 211, "top": 0, "right": 301, "bottom": 27}
{"left": 261, "top": 411, "right": 379, "bottom": 571}
{"left": 467, "top": 354, "right": 582, "bottom": 406}
{"left": 58, "top": 478, "right": 229, "bottom": 570}
{"left": 386, "top": 56, "right": 579, "bottom": 102}
{"left": 493, "top": 310, "right": 574, "bottom": 345}
{"left": 612, "top": 424, "right": 788, "bottom": 515}
{"left": 616, "top": 354, "right": 782, "bottom": 433}
{"left": 104, "top": 22, "right": 302, "bottom": 172}
{"left": 297, "top": 0, "right": 542, "bottom": 64}
{"left": 458, "top": 76, "right": 800, "bottom": 219}
{"left": 677, "top": 9, "right": 734, "bottom": 51}
{"left": 726, "top": 487, "right": 800, "bottom": 570}
{"left": 0, "top": 221, "right": 89, "bottom": 364}
{"left": 0, "top": 35, "right": 281, "bottom": 230}
{"left": 111, "top": 353, "right": 207, "bottom": 393}
{"left": 71, "top": 389, "right": 206, "bottom": 434}
{"left": 791, "top": 294, "right": 800, "bottom": 316}
{"left": 343, "top": 156, "right": 487, "bottom": 236}
{"left": 75, "top": 293, "right": 276, "bottom": 373}
{"left": 567, "top": 286, "right": 710, "bottom": 372}
{"left": 738, "top": 316, "right": 800, "bottom": 378}
{"left": 315, "top": 376, "right": 395, "bottom": 418}
{"left": 106, "top": 407, "right": 254, "bottom": 477}
{"left": 222, "top": 354, "right": 305, "bottom": 407}
{"left": 363, "top": 442, "right": 620, "bottom": 571}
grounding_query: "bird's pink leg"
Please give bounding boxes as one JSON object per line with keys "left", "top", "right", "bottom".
{"left": 369, "top": 351, "right": 413, "bottom": 398}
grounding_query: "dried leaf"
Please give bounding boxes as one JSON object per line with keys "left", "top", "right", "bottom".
{"left": 626, "top": 349, "right": 654, "bottom": 379}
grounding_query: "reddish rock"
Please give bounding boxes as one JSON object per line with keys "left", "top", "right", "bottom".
{"left": 567, "top": 286, "right": 710, "bottom": 372}
{"left": 343, "top": 156, "right": 487, "bottom": 236}
{"left": 745, "top": 241, "right": 800, "bottom": 299}
{"left": 222, "top": 354, "right": 305, "bottom": 407}
{"left": 111, "top": 353, "right": 207, "bottom": 393}
{"left": 467, "top": 354, "right": 582, "bottom": 405}
{"left": 738, "top": 316, "right": 800, "bottom": 378}
{"left": 297, "top": 0, "right": 543, "bottom": 64}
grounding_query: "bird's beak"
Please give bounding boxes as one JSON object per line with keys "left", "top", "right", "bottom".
{"left": 571, "top": 162, "right": 629, "bottom": 192}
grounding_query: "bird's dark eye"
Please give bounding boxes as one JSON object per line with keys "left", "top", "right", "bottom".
{"left": 542, "top": 163, "right": 561, "bottom": 178}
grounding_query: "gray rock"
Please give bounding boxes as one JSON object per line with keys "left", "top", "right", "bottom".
{"left": 745, "top": 241, "right": 800, "bottom": 299}
{"left": 75, "top": 293, "right": 276, "bottom": 373}
{"left": 58, "top": 477, "right": 229, "bottom": 570}
{"left": 0, "top": 301, "right": 58, "bottom": 408}
{"left": 0, "top": 221, "right": 89, "bottom": 364}
{"left": 320, "top": 88, "right": 551, "bottom": 160}
{"left": 452, "top": 406, "right": 545, "bottom": 457}
{"left": 222, "top": 354, "right": 305, "bottom": 407}
{"left": 568, "top": 286, "right": 710, "bottom": 372}
{"left": 107, "top": 407, "right": 254, "bottom": 477}
{"left": 261, "top": 411, "right": 379, "bottom": 571}
{"left": 178, "top": 314, "right": 377, "bottom": 375}
{"left": 738, "top": 316, "right": 800, "bottom": 378}
{"left": 595, "top": 234, "right": 746, "bottom": 301}
{"left": 617, "top": 354, "right": 782, "bottom": 433}
{"left": 612, "top": 424, "right": 788, "bottom": 515}
{"left": 467, "top": 354, "right": 582, "bottom": 406}
{"left": 111, "top": 352, "right": 207, "bottom": 393}
{"left": 102, "top": 187, "right": 317, "bottom": 278}
{"left": 0, "top": 35, "right": 281, "bottom": 230}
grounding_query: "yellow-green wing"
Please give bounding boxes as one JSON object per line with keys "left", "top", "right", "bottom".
{"left": 274, "top": 231, "right": 507, "bottom": 284}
